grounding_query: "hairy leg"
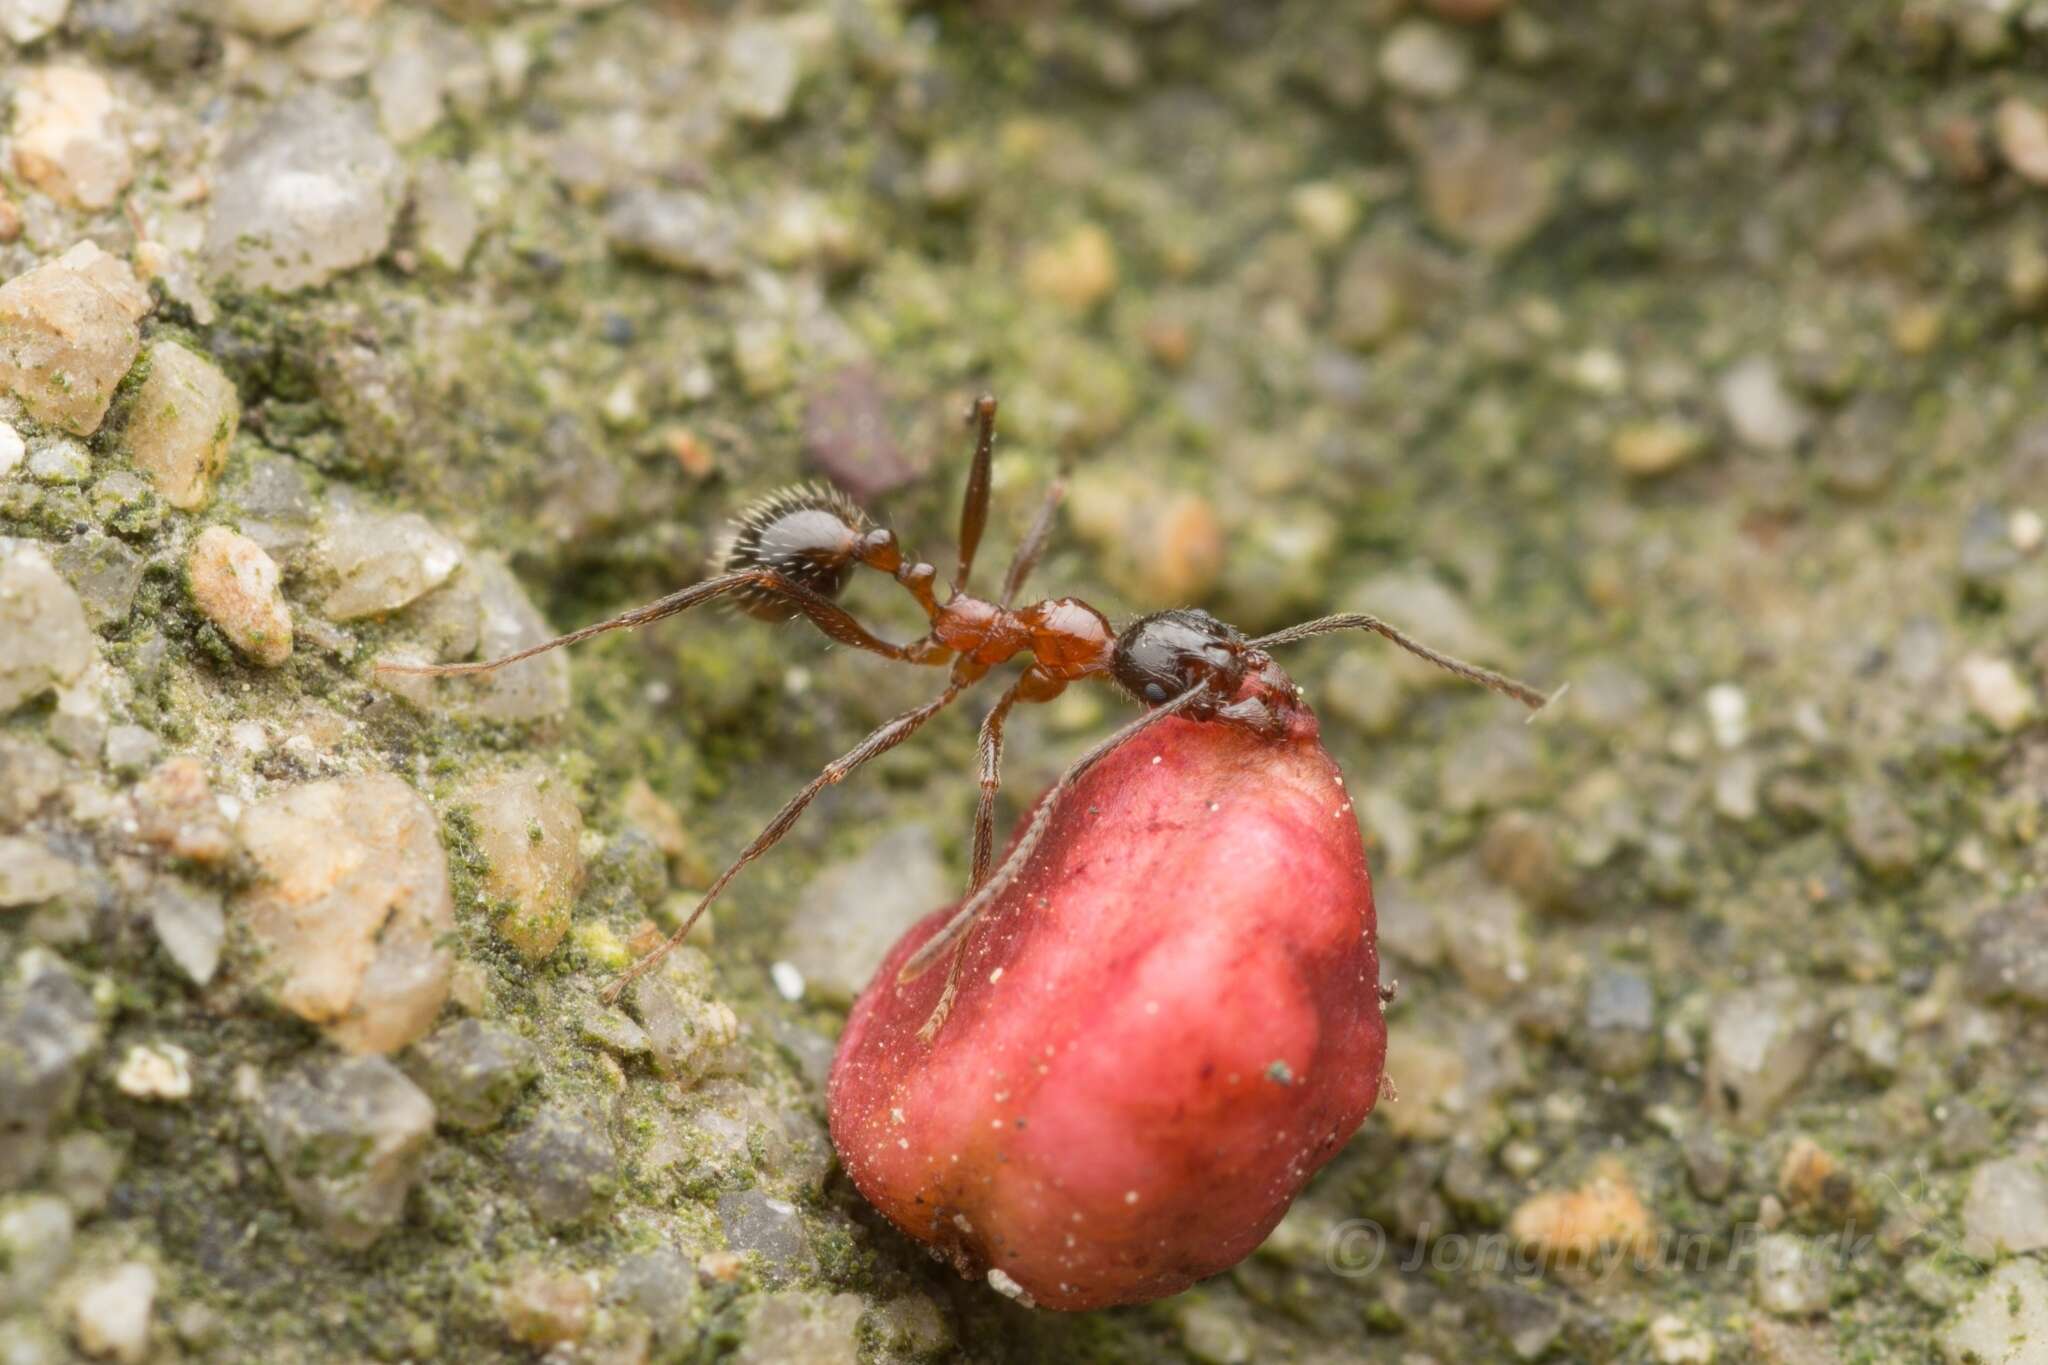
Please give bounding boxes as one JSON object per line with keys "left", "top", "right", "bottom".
{"left": 602, "top": 681, "right": 969, "bottom": 1003}
{"left": 918, "top": 666, "right": 1066, "bottom": 1040}
{"left": 375, "top": 568, "right": 934, "bottom": 678}
{"left": 954, "top": 395, "right": 999, "bottom": 591}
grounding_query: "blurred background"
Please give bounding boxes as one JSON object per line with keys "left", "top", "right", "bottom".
{"left": 2, "top": 0, "right": 2047, "bottom": 1361}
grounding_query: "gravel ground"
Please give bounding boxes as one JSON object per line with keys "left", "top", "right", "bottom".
{"left": 3, "top": 1, "right": 2048, "bottom": 1361}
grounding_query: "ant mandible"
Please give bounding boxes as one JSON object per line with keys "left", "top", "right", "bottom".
{"left": 378, "top": 396, "right": 1551, "bottom": 1037}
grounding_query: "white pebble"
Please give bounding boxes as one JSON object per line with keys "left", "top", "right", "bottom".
{"left": 1959, "top": 653, "right": 2037, "bottom": 733}
{"left": 1703, "top": 683, "right": 1749, "bottom": 749}
{"left": 769, "top": 960, "right": 806, "bottom": 1001}
{"left": 2012, "top": 507, "right": 2046, "bottom": 553}
{"left": 0, "top": 422, "right": 23, "bottom": 478}
{"left": 985, "top": 1267, "right": 1033, "bottom": 1304}
{"left": 115, "top": 1042, "right": 193, "bottom": 1101}
{"left": 72, "top": 1261, "right": 156, "bottom": 1364}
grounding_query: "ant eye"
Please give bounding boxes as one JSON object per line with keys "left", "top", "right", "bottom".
{"left": 1144, "top": 682, "right": 1169, "bottom": 704}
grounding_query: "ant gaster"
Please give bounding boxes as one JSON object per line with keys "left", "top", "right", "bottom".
{"left": 378, "top": 397, "right": 1550, "bottom": 1037}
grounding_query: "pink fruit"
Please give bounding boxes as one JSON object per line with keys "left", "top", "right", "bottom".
{"left": 827, "top": 706, "right": 1385, "bottom": 1311}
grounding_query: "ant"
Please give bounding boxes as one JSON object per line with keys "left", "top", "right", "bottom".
{"left": 378, "top": 396, "right": 1550, "bottom": 1036}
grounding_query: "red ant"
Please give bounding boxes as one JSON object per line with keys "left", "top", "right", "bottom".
{"left": 378, "top": 397, "right": 1550, "bottom": 1034}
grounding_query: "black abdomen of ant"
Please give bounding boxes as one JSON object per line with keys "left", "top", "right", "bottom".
{"left": 376, "top": 394, "right": 1550, "bottom": 1030}
{"left": 714, "top": 483, "right": 872, "bottom": 621}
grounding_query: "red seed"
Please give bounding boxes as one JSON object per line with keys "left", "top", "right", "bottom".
{"left": 828, "top": 710, "right": 1385, "bottom": 1310}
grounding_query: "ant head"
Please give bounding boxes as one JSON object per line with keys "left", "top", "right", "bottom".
{"left": 1113, "top": 608, "right": 1315, "bottom": 740}
{"left": 716, "top": 483, "right": 872, "bottom": 621}
{"left": 1111, "top": 609, "right": 1251, "bottom": 708}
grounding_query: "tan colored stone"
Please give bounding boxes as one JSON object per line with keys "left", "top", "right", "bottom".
{"left": 1509, "top": 1158, "right": 1657, "bottom": 1263}
{"left": 1377, "top": 1034, "right": 1466, "bottom": 1140}
{"left": 187, "top": 528, "right": 291, "bottom": 667}
{"left": 132, "top": 756, "right": 234, "bottom": 863}
{"left": 0, "top": 246, "right": 148, "bottom": 436}
{"left": 125, "top": 342, "right": 240, "bottom": 511}
{"left": 1999, "top": 96, "right": 2048, "bottom": 186}
{"left": 465, "top": 767, "right": 584, "bottom": 962}
{"left": 1023, "top": 223, "right": 1118, "bottom": 313}
{"left": 11, "top": 66, "right": 134, "bottom": 211}
{"left": 236, "top": 774, "right": 454, "bottom": 1054}
{"left": 1612, "top": 420, "right": 1706, "bottom": 479}
{"left": 500, "top": 1266, "right": 593, "bottom": 1346}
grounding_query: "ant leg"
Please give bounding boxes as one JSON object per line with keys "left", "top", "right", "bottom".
{"left": 953, "top": 394, "right": 999, "bottom": 591}
{"left": 917, "top": 666, "right": 1066, "bottom": 1041}
{"left": 602, "top": 680, "right": 970, "bottom": 1004}
{"left": 998, "top": 463, "right": 1069, "bottom": 609}
{"left": 897, "top": 683, "right": 1210, "bottom": 989}
{"left": 375, "top": 568, "right": 922, "bottom": 678}
{"left": 1249, "top": 613, "right": 1551, "bottom": 710}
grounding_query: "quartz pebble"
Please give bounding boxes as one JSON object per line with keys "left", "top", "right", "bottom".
{"left": 780, "top": 825, "right": 946, "bottom": 1006}
{"left": 0, "top": 1194, "right": 73, "bottom": 1313}
{"left": 629, "top": 956, "right": 740, "bottom": 1086}
{"left": 1705, "top": 981, "right": 1825, "bottom": 1127}
{"left": 604, "top": 189, "right": 743, "bottom": 278}
{"left": 1942, "top": 1258, "right": 2048, "bottom": 1364}
{"left": 1961, "top": 1150, "right": 2048, "bottom": 1261}
{"left": 504, "top": 1107, "right": 616, "bottom": 1224}
{"left": 114, "top": 1041, "right": 193, "bottom": 1100}
{"left": 52, "top": 533, "right": 142, "bottom": 629}
{"left": 147, "top": 878, "right": 224, "bottom": 986}
{"left": 0, "top": 956, "right": 100, "bottom": 1186}
{"left": 320, "top": 509, "right": 463, "bottom": 620}
{"left": 1998, "top": 96, "right": 2048, "bottom": 185}
{"left": 187, "top": 528, "right": 292, "bottom": 667}
{"left": 124, "top": 342, "right": 240, "bottom": 511}
{"left": 0, "top": 0, "right": 67, "bottom": 43}
{"left": 1753, "top": 1233, "right": 1831, "bottom": 1317}
{"left": 604, "top": 1250, "right": 698, "bottom": 1353}
{"left": 1380, "top": 21, "right": 1471, "bottom": 100}
{"left": 719, "top": 1188, "right": 811, "bottom": 1283}
{"left": 1959, "top": 653, "right": 2036, "bottom": 732}
{"left": 404, "top": 1018, "right": 538, "bottom": 1131}
{"left": 1718, "top": 357, "right": 1810, "bottom": 453}
{"left": 462, "top": 767, "right": 584, "bottom": 962}
{"left": 1967, "top": 896, "right": 2048, "bottom": 1007}
{"left": 1648, "top": 1313, "right": 1715, "bottom": 1364}
{"left": 70, "top": 1261, "right": 155, "bottom": 1364}
{"left": 10, "top": 66, "right": 134, "bottom": 211}
{"left": 0, "top": 541, "right": 94, "bottom": 715}
{"left": 256, "top": 1055, "right": 435, "bottom": 1248}
{"left": 459, "top": 555, "right": 570, "bottom": 722}
{"left": 729, "top": 1291, "right": 864, "bottom": 1365}
{"left": 0, "top": 244, "right": 149, "bottom": 436}
{"left": 234, "top": 774, "right": 454, "bottom": 1054}
{"left": 719, "top": 20, "right": 803, "bottom": 125}
{"left": 204, "top": 91, "right": 405, "bottom": 293}
{"left": 0, "top": 836, "right": 77, "bottom": 908}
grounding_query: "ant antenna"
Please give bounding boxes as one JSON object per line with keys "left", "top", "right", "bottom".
{"left": 1250, "top": 613, "right": 1550, "bottom": 711}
